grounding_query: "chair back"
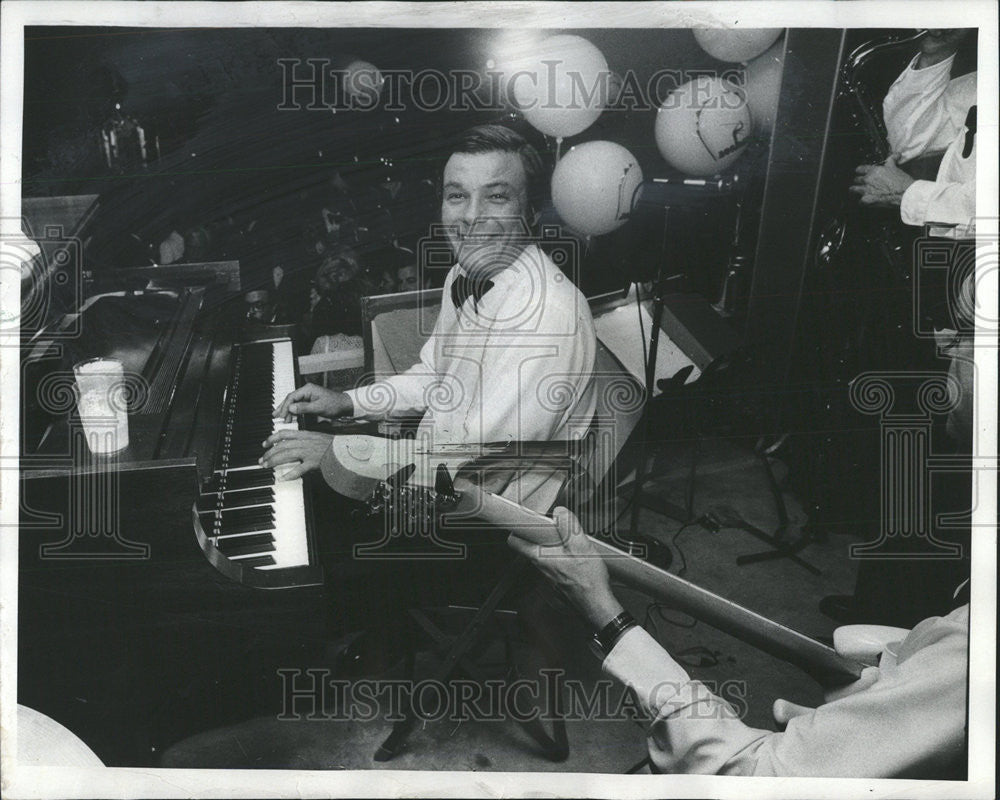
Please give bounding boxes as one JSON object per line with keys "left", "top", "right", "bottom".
{"left": 357, "top": 286, "right": 647, "bottom": 521}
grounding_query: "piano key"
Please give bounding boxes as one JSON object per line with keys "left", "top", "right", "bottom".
{"left": 235, "top": 554, "right": 277, "bottom": 568}
{"left": 199, "top": 488, "right": 275, "bottom": 512}
{"left": 218, "top": 488, "right": 275, "bottom": 509}
{"left": 212, "top": 467, "right": 274, "bottom": 490}
{"left": 212, "top": 519, "right": 276, "bottom": 537}
{"left": 257, "top": 470, "right": 309, "bottom": 569}
{"left": 217, "top": 533, "right": 276, "bottom": 558}
{"left": 202, "top": 339, "right": 314, "bottom": 577}
{"left": 218, "top": 506, "right": 275, "bottom": 527}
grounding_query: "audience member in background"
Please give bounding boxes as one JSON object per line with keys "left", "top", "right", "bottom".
{"left": 321, "top": 197, "right": 357, "bottom": 248}
{"left": 396, "top": 263, "right": 430, "bottom": 293}
{"left": 299, "top": 248, "right": 371, "bottom": 346}
{"left": 269, "top": 264, "right": 308, "bottom": 327}
{"left": 299, "top": 281, "right": 325, "bottom": 342}
{"left": 183, "top": 225, "right": 212, "bottom": 263}
{"left": 373, "top": 267, "right": 397, "bottom": 295}
{"left": 298, "top": 249, "right": 369, "bottom": 387}
{"left": 362, "top": 238, "right": 419, "bottom": 293}
{"left": 301, "top": 221, "right": 332, "bottom": 268}
{"left": 244, "top": 289, "right": 279, "bottom": 326}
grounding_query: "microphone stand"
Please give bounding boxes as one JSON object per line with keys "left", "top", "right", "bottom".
{"left": 619, "top": 175, "right": 820, "bottom": 574}
{"left": 623, "top": 198, "right": 698, "bottom": 548}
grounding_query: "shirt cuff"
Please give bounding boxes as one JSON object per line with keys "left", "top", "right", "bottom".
{"left": 602, "top": 626, "right": 692, "bottom": 716}
{"left": 343, "top": 385, "right": 392, "bottom": 419}
{"left": 900, "top": 180, "right": 974, "bottom": 238}
{"left": 899, "top": 179, "right": 936, "bottom": 227}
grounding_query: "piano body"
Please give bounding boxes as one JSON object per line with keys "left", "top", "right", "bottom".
{"left": 17, "top": 219, "right": 347, "bottom": 765}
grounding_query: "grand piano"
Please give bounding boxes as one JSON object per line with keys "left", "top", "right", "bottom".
{"left": 17, "top": 198, "right": 350, "bottom": 766}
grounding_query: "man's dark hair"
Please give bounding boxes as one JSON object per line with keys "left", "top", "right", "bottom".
{"left": 445, "top": 124, "right": 547, "bottom": 216}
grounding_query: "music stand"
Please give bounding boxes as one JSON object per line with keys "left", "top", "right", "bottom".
{"left": 621, "top": 177, "right": 738, "bottom": 543}
{"left": 619, "top": 178, "right": 821, "bottom": 575}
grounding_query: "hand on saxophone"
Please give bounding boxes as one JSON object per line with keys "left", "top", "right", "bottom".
{"left": 850, "top": 153, "right": 915, "bottom": 208}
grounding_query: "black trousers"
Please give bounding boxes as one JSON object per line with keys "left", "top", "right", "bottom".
{"left": 847, "top": 239, "right": 975, "bottom": 627}
{"left": 315, "top": 487, "right": 521, "bottom": 635}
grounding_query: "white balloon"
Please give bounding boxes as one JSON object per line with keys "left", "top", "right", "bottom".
{"left": 744, "top": 41, "right": 784, "bottom": 134}
{"left": 655, "top": 76, "right": 752, "bottom": 176}
{"left": 344, "top": 60, "right": 384, "bottom": 106}
{"left": 693, "top": 28, "right": 783, "bottom": 63}
{"left": 510, "top": 34, "right": 609, "bottom": 138}
{"left": 552, "top": 141, "right": 644, "bottom": 236}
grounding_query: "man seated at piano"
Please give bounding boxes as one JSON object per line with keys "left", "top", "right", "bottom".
{"left": 263, "top": 124, "right": 597, "bottom": 512}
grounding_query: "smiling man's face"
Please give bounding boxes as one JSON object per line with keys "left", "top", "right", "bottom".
{"left": 441, "top": 150, "right": 532, "bottom": 279}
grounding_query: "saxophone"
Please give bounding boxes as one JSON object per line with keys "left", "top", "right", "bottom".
{"left": 842, "top": 31, "right": 929, "bottom": 160}
{"left": 799, "top": 31, "right": 931, "bottom": 536}
{"left": 815, "top": 30, "right": 927, "bottom": 267}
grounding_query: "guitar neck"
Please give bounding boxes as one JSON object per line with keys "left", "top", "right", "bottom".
{"left": 319, "top": 435, "right": 865, "bottom": 687}
{"left": 464, "top": 488, "right": 865, "bottom": 688}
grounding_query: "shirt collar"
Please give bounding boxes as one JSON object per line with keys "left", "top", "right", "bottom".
{"left": 455, "top": 244, "right": 543, "bottom": 288}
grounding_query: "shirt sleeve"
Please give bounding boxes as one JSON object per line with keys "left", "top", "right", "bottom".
{"left": 344, "top": 287, "right": 449, "bottom": 420}
{"left": 900, "top": 175, "right": 975, "bottom": 236}
{"left": 884, "top": 54, "right": 966, "bottom": 161}
{"left": 603, "top": 612, "right": 968, "bottom": 778}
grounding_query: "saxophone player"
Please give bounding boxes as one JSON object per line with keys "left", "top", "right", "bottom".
{"left": 851, "top": 28, "right": 977, "bottom": 446}
{"left": 850, "top": 28, "right": 976, "bottom": 243}
{"left": 852, "top": 27, "right": 977, "bottom": 426}
{"left": 825, "top": 30, "right": 977, "bottom": 627}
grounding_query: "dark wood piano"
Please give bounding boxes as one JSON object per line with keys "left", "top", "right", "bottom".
{"left": 18, "top": 237, "right": 349, "bottom": 765}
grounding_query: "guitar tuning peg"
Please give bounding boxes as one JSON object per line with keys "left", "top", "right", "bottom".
{"left": 435, "top": 463, "right": 456, "bottom": 497}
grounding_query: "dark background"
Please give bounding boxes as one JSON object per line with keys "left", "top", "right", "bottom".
{"left": 22, "top": 27, "right": 767, "bottom": 297}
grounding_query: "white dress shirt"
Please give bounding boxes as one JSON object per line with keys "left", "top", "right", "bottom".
{"left": 603, "top": 604, "right": 968, "bottom": 777}
{"left": 884, "top": 54, "right": 976, "bottom": 238}
{"left": 346, "top": 244, "right": 597, "bottom": 510}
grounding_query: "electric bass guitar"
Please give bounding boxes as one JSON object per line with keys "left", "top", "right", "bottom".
{"left": 320, "top": 434, "right": 867, "bottom": 688}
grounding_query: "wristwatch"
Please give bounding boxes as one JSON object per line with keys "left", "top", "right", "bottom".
{"left": 590, "top": 611, "right": 637, "bottom": 658}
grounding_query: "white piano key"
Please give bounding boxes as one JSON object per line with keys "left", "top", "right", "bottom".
{"left": 211, "top": 339, "right": 312, "bottom": 574}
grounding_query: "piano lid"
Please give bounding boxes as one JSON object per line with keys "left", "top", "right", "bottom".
{"left": 22, "top": 287, "right": 236, "bottom": 467}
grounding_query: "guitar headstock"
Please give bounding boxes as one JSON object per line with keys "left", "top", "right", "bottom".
{"left": 360, "top": 460, "right": 565, "bottom": 548}
{"left": 362, "top": 462, "right": 464, "bottom": 535}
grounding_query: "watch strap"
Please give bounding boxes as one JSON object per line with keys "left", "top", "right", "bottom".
{"left": 593, "top": 611, "right": 637, "bottom": 656}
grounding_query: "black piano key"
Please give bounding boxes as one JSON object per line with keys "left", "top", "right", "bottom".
{"left": 212, "top": 519, "right": 275, "bottom": 537}
{"left": 219, "top": 488, "right": 274, "bottom": 509}
{"left": 217, "top": 469, "right": 275, "bottom": 490}
{"left": 199, "top": 487, "right": 275, "bottom": 512}
{"left": 216, "top": 533, "right": 276, "bottom": 557}
{"left": 229, "top": 440, "right": 272, "bottom": 457}
{"left": 238, "top": 555, "right": 277, "bottom": 568}
{"left": 227, "top": 454, "right": 268, "bottom": 470}
{"left": 219, "top": 506, "right": 275, "bottom": 527}
{"left": 199, "top": 509, "right": 275, "bottom": 535}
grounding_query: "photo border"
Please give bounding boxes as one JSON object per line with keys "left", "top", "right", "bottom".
{"left": 1, "top": 2, "right": 995, "bottom": 798}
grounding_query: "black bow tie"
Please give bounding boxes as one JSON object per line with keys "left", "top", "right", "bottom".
{"left": 962, "top": 105, "right": 976, "bottom": 159}
{"left": 451, "top": 273, "right": 494, "bottom": 309}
